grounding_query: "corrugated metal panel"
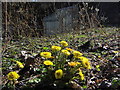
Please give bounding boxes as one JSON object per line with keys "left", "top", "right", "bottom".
{"left": 44, "top": 20, "right": 60, "bottom": 35}
{"left": 43, "top": 6, "right": 79, "bottom": 35}
{"left": 43, "top": 13, "right": 59, "bottom": 35}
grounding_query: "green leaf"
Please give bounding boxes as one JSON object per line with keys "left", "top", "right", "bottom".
{"left": 43, "top": 47, "right": 49, "bottom": 50}
{"left": 28, "top": 78, "right": 41, "bottom": 83}
{"left": 82, "top": 85, "right": 87, "bottom": 88}
{"left": 75, "top": 35, "right": 88, "bottom": 38}
{"left": 111, "top": 79, "right": 120, "bottom": 88}
{"left": 42, "top": 68, "right": 47, "bottom": 73}
{"left": 96, "top": 65, "right": 100, "bottom": 71}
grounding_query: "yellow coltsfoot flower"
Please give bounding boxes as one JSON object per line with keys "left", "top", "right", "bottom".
{"left": 12, "top": 60, "right": 24, "bottom": 68}
{"left": 7, "top": 71, "right": 20, "bottom": 80}
{"left": 16, "top": 61, "right": 24, "bottom": 68}
{"left": 79, "top": 56, "right": 91, "bottom": 69}
{"left": 78, "top": 69, "right": 84, "bottom": 80}
{"left": 73, "top": 51, "right": 83, "bottom": 58}
{"left": 60, "top": 41, "right": 68, "bottom": 47}
{"left": 40, "top": 52, "right": 52, "bottom": 58}
{"left": 66, "top": 48, "right": 74, "bottom": 52}
{"left": 51, "top": 46, "right": 61, "bottom": 51}
{"left": 55, "top": 69, "right": 63, "bottom": 79}
{"left": 61, "top": 50, "right": 71, "bottom": 56}
{"left": 68, "top": 62, "right": 80, "bottom": 67}
{"left": 43, "top": 60, "right": 53, "bottom": 65}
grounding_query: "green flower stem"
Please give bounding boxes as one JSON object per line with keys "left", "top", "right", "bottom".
{"left": 52, "top": 51, "right": 58, "bottom": 68}
{"left": 13, "top": 80, "right": 15, "bottom": 90}
{"left": 59, "top": 55, "right": 66, "bottom": 69}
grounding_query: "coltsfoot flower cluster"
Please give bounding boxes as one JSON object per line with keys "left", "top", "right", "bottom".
{"left": 5, "top": 40, "right": 92, "bottom": 88}
{"left": 39, "top": 41, "right": 92, "bottom": 82}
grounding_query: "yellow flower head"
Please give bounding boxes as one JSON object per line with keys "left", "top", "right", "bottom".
{"left": 16, "top": 61, "right": 24, "bottom": 68}
{"left": 12, "top": 60, "right": 24, "bottom": 68}
{"left": 73, "top": 51, "right": 83, "bottom": 58}
{"left": 7, "top": 71, "right": 20, "bottom": 80}
{"left": 68, "top": 62, "right": 80, "bottom": 67}
{"left": 40, "top": 52, "right": 52, "bottom": 58}
{"left": 78, "top": 69, "right": 84, "bottom": 80}
{"left": 60, "top": 41, "right": 68, "bottom": 47}
{"left": 43, "top": 60, "right": 53, "bottom": 65}
{"left": 55, "top": 69, "right": 63, "bottom": 79}
{"left": 66, "top": 48, "right": 74, "bottom": 52}
{"left": 51, "top": 46, "right": 61, "bottom": 51}
{"left": 61, "top": 50, "right": 71, "bottom": 56}
{"left": 79, "top": 56, "right": 91, "bottom": 69}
